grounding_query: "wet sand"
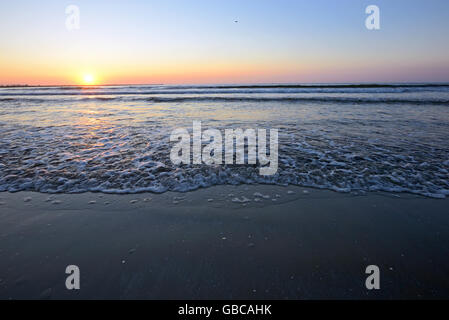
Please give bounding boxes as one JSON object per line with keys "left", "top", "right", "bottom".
{"left": 0, "top": 185, "right": 449, "bottom": 299}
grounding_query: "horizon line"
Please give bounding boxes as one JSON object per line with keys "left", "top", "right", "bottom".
{"left": 2, "top": 81, "right": 449, "bottom": 88}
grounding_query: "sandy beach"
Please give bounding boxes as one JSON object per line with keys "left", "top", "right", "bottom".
{"left": 1, "top": 185, "right": 448, "bottom": 299}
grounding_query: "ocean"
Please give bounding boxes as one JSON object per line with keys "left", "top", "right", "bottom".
{"left": 1, "top": 83, "right": 449, "bottom": 197}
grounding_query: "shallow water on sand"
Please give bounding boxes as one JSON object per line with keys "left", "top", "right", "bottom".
{"left": 0, "top": 84, "right": 449, "bottom": 197}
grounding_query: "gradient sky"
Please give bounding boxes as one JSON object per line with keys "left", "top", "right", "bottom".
{"left": 1, "top": 0, "right": 449, "bottom": 85}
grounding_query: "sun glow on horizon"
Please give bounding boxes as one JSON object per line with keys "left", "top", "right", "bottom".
{"left": 82, "top": 74, "right": 96, "bottom": 85}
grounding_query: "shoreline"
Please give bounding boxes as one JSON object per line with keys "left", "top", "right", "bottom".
{"left": 1, "top": 185, "right": 449, "bottom": 299}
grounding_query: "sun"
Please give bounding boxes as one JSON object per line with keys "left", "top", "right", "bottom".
{"left": 82, "top": 74, "right": 95, "bottom": 85}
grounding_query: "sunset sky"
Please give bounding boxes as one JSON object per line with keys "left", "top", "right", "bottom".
{"left": 1, "top": 0, "right": 448, "bottom": 85}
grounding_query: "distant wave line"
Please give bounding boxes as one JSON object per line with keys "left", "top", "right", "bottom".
{"left": 2, "top": 96, "right": 449, "bottom": 105}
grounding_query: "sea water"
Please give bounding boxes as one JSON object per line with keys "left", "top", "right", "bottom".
{"left": 0, "top": 83, "right": 448, "bottom": 197}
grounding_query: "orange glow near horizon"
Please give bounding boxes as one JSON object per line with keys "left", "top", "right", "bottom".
{"left": 1, "top": 58, "right": 448, "bottom": 86}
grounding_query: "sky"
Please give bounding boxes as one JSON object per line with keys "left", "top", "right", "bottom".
{"left": 0, "top": 0, "right": 448, "bottom": 85}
